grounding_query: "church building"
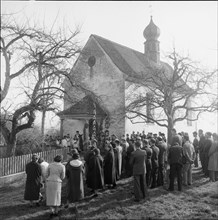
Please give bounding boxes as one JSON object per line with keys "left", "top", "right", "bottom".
{"left": 57, "top": 16, "right": 193, "bottom": 141}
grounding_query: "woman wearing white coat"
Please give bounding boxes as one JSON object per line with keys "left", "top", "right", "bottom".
{"left": 46, "top": 155, "right": 65, "bottom": 218}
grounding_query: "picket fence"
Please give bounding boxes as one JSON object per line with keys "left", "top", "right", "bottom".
{"left": 0, "top": 148, "right": 69, "bottom": 177}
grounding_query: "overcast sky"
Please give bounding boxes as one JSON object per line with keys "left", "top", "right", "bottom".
{"left": 2, "top": 1, "right": 217, "bottom": 68}
{"left": 1, "top": 1, "right": 218, "bottom": 131}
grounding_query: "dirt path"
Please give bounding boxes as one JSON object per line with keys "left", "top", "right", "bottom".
{"left": 0, "top": 167, "right": 218, "bottom": 220}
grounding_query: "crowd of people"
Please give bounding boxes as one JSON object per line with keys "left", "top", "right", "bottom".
{"left": 24, "top": 128, "right": 218, "bottom": 218}
{"left": 43, "top": 131, "right": 84, "bottom": 151}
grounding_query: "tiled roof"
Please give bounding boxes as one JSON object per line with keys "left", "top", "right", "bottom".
{"left": 91, "top": 35, "right": 190, "bottom": 92}
{"left": 57, "top": 95, "right": 107, "bottom": 118}
{"left": 91, "top": 34, "right": 152, "bottom": 78}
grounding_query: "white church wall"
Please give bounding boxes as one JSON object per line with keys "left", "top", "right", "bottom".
{"left": 65, "top": 37, "right": 125, "bottom": 138}
{"left": 125, "top": 80, "right": 165, "bottom": 135}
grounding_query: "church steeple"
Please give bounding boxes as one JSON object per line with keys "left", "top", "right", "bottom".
{"left": 143, "top": 16, "right": 160, "bottom": 63}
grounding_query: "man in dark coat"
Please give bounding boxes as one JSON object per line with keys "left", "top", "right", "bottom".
{"left": 24, "top": 154, "right": 42, "bottom": 207}
{"left": 87, "top": 148, "right": 104, "bottom": 195}
{"left": 125, "top": 139, "right": 135, "bottom": 177}
{"left": 130, "top": 141, "right": 149, "bottom": 202}
{"left": 168, "top": 135, "right": 183, "bottom": 191}
{"left": 157, "top": 136, "right": 167, "bottom": 187}
{"left": 142, "top": 139, "right": 152, "bottom": 187}
{"left": 150, "top": 138, "right": 159, "bottom": 189}
{"left": 103, "top": 141, "right": 116, "bottom": 188}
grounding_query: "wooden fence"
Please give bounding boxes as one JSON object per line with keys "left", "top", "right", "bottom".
{"left": 0, "top": 148, "right": 69, "bottom": 177}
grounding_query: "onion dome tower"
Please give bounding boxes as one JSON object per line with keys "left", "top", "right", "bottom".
{"left": 143, "top": 16, "right": 160, "bottom": 63}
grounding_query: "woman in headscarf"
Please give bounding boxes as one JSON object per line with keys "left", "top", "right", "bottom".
{"left": 103, "top": 141, "right": 117, "bottom": 188}
{"left": 46, "top": 155, "right": 65, "bottom": 218}
{"left": 65, "top": 150, "right": 84, "bottom": 210}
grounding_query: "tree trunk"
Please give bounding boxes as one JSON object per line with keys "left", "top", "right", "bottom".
{"left": 6, "top": 138, "right": 17, "bottom": 157}
{"left": 41, "top": 110, "right": 46, "bottom": 139}
{"left": 167, "top": 117, "right": 174, "bottom": 146}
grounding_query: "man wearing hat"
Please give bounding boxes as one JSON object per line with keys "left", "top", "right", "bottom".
{"left": 24, "top": 154, "right": 42, "bottom": 207}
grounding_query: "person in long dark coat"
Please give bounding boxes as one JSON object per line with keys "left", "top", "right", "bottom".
{"left": 125, "top": 139, "right": 135, "bottom": 177}
{"left": 24, "top": 154, "right": 42, "bottom": 207}
{"left": 157, "top": 136, "right": 167, "bottom": 187}
{"left": 150, "top": 138, "right": 159, "bottom": 189}
{"left": 103, "top": 141, "right": 116, "bottom": 188}
{"left": 142, "top": 139, "right": 153, "bottom": 188}
{"left": 129, "top": 141, "right": 149, "bottom": 202}
{"left": 203, "top": 132, "right": 213, "bottom": 177}
{"left": 168, "top": 135, "right": 183, "bottom": 191}
{"left": 84, "top": 145, "right": 95, "bottom": 184}
{"left": 86, "top": 148, "right": 104, "bottom": 195}
{"left": 65, "top": 151, "right": 84, "bottom": 209}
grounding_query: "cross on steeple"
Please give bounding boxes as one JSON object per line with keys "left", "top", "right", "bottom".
{"left": 149, "top": 3, "right": 153, "bottom": 17}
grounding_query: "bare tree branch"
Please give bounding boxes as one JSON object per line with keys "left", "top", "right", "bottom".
{"left": 125, "top": 48, "right": 217, "bottom": 142}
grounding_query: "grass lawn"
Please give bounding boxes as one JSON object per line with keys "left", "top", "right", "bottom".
{"left": 0, "top": 167, "right": 217, "bottom": 220}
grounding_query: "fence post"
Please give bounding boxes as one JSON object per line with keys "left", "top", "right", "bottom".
{"left": 0, "top": 158, "right": 2, "bottom": 176}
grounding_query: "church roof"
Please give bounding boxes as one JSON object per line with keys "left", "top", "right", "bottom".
{"left": 90, "top": 34, "right": 153, "bottom": 78}
{"left": 90, "top": 35, "right": 190, "bottom": 92}
{"left": 57, "top": 95, "right": 107, "bottom": 119}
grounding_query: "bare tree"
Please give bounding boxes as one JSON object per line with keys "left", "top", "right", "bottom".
{"left": 126, "top": 49, "right": 217, "bottom": 143}
{"left": 0, "top": 14, "right": 81, "bottom": 156}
